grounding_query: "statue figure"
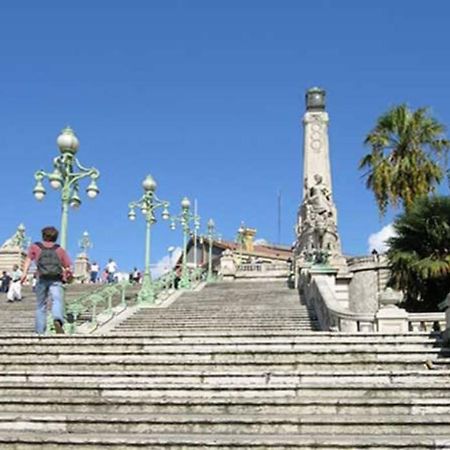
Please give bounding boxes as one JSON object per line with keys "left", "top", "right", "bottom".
{"left": 308, "top": 174, "right": 332, "bottom": 217}
{"left": 1, "top": 224, "right": 30, "bottom": 251}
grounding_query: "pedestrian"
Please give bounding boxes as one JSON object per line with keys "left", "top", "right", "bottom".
{"left": 131, "top": 267, "right": 140, "bottom": 284}
{"left": 1, "top": 271, "right": 11, "bottom": 293}
{"left": 6, "top": 264, "right": 22, "bottom": 302}
{"left": 105, "top": 258, "right": 118, "bottom": 283}
{"left": 90, "top": 261, "right": 99, "bottom": 284}
{"left": 21, "top": 226, "right": 72, "bottom": 335}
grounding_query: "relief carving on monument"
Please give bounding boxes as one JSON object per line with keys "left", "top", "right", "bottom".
{"left": 297, "top": 174, "right": 340, "bottom": 265}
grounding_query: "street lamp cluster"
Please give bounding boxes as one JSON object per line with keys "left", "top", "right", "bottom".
{"left": 33, "top": 127, "right": 100, "bottom": 250}
{"left": 128, "top": 175, "right": 170, "bottom": 303}
{"left": 33, "top": 127, "right": 219, "bottom": 304}
{"left": 168, "top": 197, "right": 200, "bottom": 290}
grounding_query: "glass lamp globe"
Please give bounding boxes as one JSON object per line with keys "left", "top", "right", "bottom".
{"left": 142, "top": 175, "right": 157, "bottom": 192}
{"left": 162, "top": 207, "right": 170, "bottom": 220}
{"left": 70, "top": 197, "right": 81, "bottom": 209}
{"left": 33, "top": 182, "right": 46, "bottom": 201}
{"left": 57, "top": 127, "right": 79, "bottom": 154}
{"left": 86, "top": 181, "right": 99, "bottom": 199}
{"left": 181, "top": 197, "right": 191, "bottom": 209}
{"left": 49, "top": 171, "right": 63, "bottom": 189}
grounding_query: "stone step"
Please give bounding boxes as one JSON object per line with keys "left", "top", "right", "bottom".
{"left": 0, "top": 332, "right": 442, "bottom": 342}
{"left": 0, "top": 344, "right": 445, "bottom": 354}
{"left": 0, "top": 361, "right": 445, "bottom": 372}
{"left": 1, "top": 382, "right": 449, "bottom": 398}
{"left": 2, "top": 395, "right": 450, "bottom": 415}
{"left": 0, "top": 370, "right": 449, "bottom": 385}
{"left": 1, "top": 432, "right": 449, "bottom": 449}
{"left": 0, "top": 412, "right": 449, "bottom": 435}
{"left": 0, "top": 343, "right": 443, "bottom": 353}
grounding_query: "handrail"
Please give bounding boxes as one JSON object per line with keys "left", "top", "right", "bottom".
{"left": 47, "top": 266, "right": 206, "bottom": 335}
{"left": 303, "top": 272, "right": 446, "bottom": 333}
{"left": 307, "top": 275, "right": 375, "bottom": 331}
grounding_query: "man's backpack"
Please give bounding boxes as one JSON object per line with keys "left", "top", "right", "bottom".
{"left": 36, "top": 242, "right": 63, "bottom": 280}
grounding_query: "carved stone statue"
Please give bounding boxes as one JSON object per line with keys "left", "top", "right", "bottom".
{"left": 308, "top": 174, "right": 332, "bottom": 217}
{"left": 1, "top": 224, "right": 30, "bottom": 251}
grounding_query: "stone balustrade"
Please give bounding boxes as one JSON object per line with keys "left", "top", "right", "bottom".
{"left": 302, "top": 271, "right": 447, "bottom": 334}
{"left": 236, "top": 263, "right": 289, "bottom": 279}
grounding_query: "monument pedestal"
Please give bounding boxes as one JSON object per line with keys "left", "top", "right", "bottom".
{"left": 74, "top": 253, "right": 90, "bottom": 283}
{"left": 0, "top": 248, "right": 26, "bottom": 274}
{"left": 219, "top": 250, "right": 236, "bottom": 281}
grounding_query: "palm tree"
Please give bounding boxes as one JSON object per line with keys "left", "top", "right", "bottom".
{"left": 360, "top": 105, "right": 449, "bottom": 215}
{"left": 387, "top": 196, "right": 450, "bottom": 312}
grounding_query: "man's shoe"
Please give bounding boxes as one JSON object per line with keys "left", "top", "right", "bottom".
{"left": 54, "top": 320, "right": 65, "bottom": 334}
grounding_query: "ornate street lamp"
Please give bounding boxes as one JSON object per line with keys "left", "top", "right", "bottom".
{"left": 78, "top": 230, "right": 93, "bottom": 256}
{"left": 169, "top": 196, "right": 199, "bottom": 289}
{"left": 237, "top": 223, "right": 245, "bottom": 265}
{"left": 128, "top": 174, "right": 170, "bottom": 303}
{"left": 33, "top": 127, "right": 100, "bottom": 249}
{"left": 206, "top": 218, "right": 219, "bottom": 282}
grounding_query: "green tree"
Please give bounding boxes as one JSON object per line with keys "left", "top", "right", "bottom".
{"left": 360, "top": 104, "right": 449, "bottom": 215}
{"left": 387, "top": 196, "right": 450, "bottom": 312}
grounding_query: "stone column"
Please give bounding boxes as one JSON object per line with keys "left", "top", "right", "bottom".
{"left": 375, "top": 288, "right": 408, "bottom": 333}
{"left": 294, "top": 87, "right": 347, "bottom": 273}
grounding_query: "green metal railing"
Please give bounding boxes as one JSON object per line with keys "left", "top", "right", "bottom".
{"left": 45, "top": 266, "right": 208, "bottom": 335}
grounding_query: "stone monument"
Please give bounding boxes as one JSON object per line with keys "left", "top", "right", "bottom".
{"left": 74, "top": 231, "right": 92, "bottom": 282}
{"left": 0, "top": 224, "right": 30, "bottom": 274}
{"left": 294, "top": 87, "right": 347, "bottom": 272}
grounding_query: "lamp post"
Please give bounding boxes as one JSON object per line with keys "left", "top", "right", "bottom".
{"left": 192, "top": 200, "right": 200, "bottom": 268}
{"left": 206, "top": 218, "right": 218, "bottom": 282}
{"left": 169, "top": 197, "right": 199, "bottom": 289}
{"left": 168, "top": 246, "right": 176, "bottom": 290}
{"left": 33, "top": 127, "right": 100, "bottom": 250}
{"left": 237, "top": 223, "right": 245, "bottom": 266}
{"left": 128, "top": 175, "right": 170, "bottom": 303}
{"left": 78, "top": 231, "right": 93, "bottom": 256}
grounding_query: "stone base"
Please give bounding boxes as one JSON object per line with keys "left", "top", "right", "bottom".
{"left": 0, "top": 248, "right": 26, "bottom": 274}
{"left": 376, "top": 306, "right": 409, "bottom": 333}
{"left": 74, "top": 253, "right": 90, "bottom": 283}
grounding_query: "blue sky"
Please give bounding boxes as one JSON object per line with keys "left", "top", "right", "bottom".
{"left": 1, "top": 0, "right": 449, "bottom": 272}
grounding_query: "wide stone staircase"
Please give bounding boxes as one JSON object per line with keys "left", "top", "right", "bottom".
{"left": 0, "top": 281, "right": 450, "bottom": 448}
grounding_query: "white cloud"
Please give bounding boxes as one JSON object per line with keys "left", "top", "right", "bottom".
{"left": 367, "top": 224, "right": 396, "bottom": 253}
{"left": 151, "top": 247, "right": 182, "bottom": 279}
{"left": 254, "top": 238, "right": 268, "bottom": 246}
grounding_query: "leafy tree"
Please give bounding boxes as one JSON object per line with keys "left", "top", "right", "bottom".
{"left": 360, "top": 104, "right": 449, "bottom": 215}
{"left": 387, "top": 196, "right": 450, "bottom": 312}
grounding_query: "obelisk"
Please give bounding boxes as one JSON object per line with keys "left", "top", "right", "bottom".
{"left": 294, "top": 87, "right": 347, "bottom": 271}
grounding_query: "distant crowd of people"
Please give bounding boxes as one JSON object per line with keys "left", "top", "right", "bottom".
{"left": 87, "top": 259, "right": 142, "bottom": 284}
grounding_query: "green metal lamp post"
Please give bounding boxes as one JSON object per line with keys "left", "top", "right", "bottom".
{"left": 237, "top": 223, "right": 245, "bottom": 266}
{"left": 78, "top": 230, "right": 93, "bottom": 256}
{"left": 32, "top": 127, "right": 100, "bottom": 250}
{"left": 128, "top": 175, "right": 170, "bottom": 304}
{"left": 170, "top": 197, "right": 199, "bottom": 289}
{"left": 206, "top": 218, "right": 217, "bottom": 282}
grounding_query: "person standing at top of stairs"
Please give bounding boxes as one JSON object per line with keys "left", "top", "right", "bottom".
{"left": 21, "top": 226, "right": 72, "bottom": 335}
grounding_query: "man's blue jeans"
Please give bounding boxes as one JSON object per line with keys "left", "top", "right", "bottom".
{"left": 35, "top": 279, "right": 64, "bottom": 335}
